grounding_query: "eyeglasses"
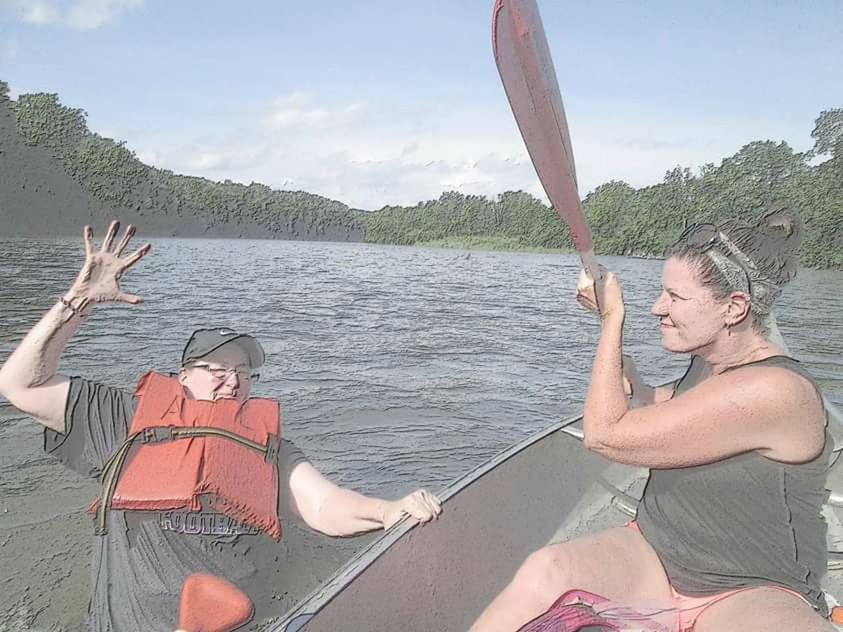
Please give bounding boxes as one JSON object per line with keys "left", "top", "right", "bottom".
{"left": 675, "top": 223, "right": 753, "bottom": 295}
{"left": 185, "top": 363, "right": 260, "bottom": 382}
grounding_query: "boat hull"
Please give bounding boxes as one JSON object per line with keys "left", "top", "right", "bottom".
{"left": 276, "top": 423, "right": 642, "bottom": 632}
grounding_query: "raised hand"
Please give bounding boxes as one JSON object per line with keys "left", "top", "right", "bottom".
{"left": 382, "top": 489, "right": 442, "bottom": 529}
{"left": 64, "top": 221, "right": 151, "bottom": 312}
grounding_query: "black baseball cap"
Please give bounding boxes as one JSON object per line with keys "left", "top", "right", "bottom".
{"left": 181, "top": 328, "right": 265, "bottom": 368}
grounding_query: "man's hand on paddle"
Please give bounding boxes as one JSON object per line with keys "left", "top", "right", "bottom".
{"left": 382, "top": 489, "right": 442, "bottom": 529}
{"left": 64, "top": 221, "right": 151, "bottom": 313}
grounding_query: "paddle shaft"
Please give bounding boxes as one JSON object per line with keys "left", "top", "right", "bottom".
{"left": 493, "top": 0, "right": 602, "bottom": 282}
{"left": 579, "top": 249, "right": 601, "bottom": 284}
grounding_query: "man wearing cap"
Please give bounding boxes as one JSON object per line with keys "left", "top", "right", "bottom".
{"left": 0, "top": 222, "right": 442, "bottom": 631}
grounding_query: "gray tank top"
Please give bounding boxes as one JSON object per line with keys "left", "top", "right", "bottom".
{"left": 636, "top": 355, "right": 831, "bottom": 614}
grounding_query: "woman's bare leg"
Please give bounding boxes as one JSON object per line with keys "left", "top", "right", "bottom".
{"left": 693, "top": 587, "right": 834, "bottom": 632}
{"left": 468, "top": 526, "right": 673, "bottom": 632}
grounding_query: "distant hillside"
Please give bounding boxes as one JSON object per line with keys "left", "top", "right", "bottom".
{"left": 0, "top": 80, "right": 363, "bottom": 241}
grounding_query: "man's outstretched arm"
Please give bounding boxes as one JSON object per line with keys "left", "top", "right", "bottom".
{"left": 0, "top": 221, "right": 150, "bottom": 431}
{"left": 288, "top": 462, "right": 442, "bottom": 537}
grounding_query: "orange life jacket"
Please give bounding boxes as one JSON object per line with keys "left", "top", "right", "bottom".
{"left": 90, "top": 371, "right": 282, "bottom": 540}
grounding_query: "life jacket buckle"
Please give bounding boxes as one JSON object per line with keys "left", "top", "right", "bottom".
{"left": 142, "top": 425, "right": 177, "bottom": 443}
{"left": 265, "top": 434, "right": 281, "bottom": 463}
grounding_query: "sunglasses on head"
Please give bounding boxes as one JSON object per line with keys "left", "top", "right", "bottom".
{"left": 676, "top": 223, "right": 721, "bottom": 250}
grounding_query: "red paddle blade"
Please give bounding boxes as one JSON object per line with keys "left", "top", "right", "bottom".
{"left": 178, "top": 573, "right": 254, "bottom": 632}
{"left": 492, "top": 0, "right": 593, "bottom": 254}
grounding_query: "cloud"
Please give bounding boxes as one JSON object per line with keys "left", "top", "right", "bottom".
{"left": 134, "top": 149, "right": 159, "bottom": 165}
{"left": 187, "top": 152, "right": 229, "bottom": 171}
{"left": 15, "top": 1, "right": 59, "bottom": 24}
{"left": 264, "top": 92, "right": 369, "bottom": 131}
{"left": 129, "top": 98, "right": 543, "bottom": 210}
{"left": 66, "top": 0, "right": 142, "bottom": 29}
{"left": 1, "top": 0, "right": 142, "bottom": 29}
{"left": 110, "top": 92, "right": 809, "bottom": 212}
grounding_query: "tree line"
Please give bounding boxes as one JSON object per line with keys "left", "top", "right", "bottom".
{"left": 2, "top": 80, "right": 840, "bottom": 267}
{"left": 363, "top": 108, "right": 843, "bottom": 269}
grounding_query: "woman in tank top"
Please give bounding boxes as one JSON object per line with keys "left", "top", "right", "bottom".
{"left": 470, "top": 207, "right": 834, "bottom": 632}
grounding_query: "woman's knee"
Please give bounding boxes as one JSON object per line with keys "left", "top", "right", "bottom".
{"left": 509, "top": 545, "right": 572, "bottom": 608}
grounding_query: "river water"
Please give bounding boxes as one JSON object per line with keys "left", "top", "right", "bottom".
{"left": 0, "top": 236, "right": 841, "bottom": 623}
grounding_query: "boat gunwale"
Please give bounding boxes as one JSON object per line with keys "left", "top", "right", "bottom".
{"left": 272, "top": 411, "right": 589, "bottom": 631}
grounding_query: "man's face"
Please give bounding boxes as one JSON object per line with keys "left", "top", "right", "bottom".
{"left": 178, "top": 343, "right": 253, "bottom": 402}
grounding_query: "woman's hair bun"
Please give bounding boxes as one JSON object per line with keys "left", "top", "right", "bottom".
{"left": 755, "top": 205, "right": 802, "bottom": 245}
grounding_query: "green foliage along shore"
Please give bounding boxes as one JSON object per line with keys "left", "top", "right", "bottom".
{"left": 363, "top": 109, "right": 843, "bottom": 269}
{"left": 2, "top": 79, "right": 840, "bottom": 268}
{"left": 1, "top": 81, "right": 363, "bottom": 240}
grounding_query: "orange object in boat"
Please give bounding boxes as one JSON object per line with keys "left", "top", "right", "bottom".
{"left": 177, "top": 573, "right": 254, "bottom": 632}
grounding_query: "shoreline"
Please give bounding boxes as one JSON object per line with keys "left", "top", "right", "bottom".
{"left": 414, "top": 237, "right": 670, "bottom": 259}
{"left": 415, "top": 236, "right": 575, "bottom": 255}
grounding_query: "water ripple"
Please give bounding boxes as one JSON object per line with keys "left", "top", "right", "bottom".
{"left": 0, "top": 238, "right": 841, "bottom": 509}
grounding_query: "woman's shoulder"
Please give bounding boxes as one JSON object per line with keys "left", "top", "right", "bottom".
{"left": 675, "top": 354, "right": 813, "bottom": 394}
{"left": 721, "top": 356, "right": 818, "bottom": 398}
{"left": 725, "top": 355, "right": 821, "bottom": 397}
{"left": 720, "top": 358, "right": 826, "bottom": 461}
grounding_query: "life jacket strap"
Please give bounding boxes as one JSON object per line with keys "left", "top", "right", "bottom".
{"left": 94, "top": 427, "right": 280, "bottom": 536}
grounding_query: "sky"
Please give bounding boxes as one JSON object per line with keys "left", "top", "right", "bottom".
{"left": 1, "top": 0, "right": 842, "bottom": 211}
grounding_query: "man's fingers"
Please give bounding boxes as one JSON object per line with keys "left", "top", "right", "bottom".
{"left": 114, "top": 225, "right": 136, "bottom": 256}
{"left": 392, "top": 491, "right": 442, "bottom": 527}
{"left": 407, "top": 491, "right": 439, "bottom": 521}
{"left": 101, "top": 220, "right": 120, "bottom": 253}
{"left": 418, "top": 490, "right": 442, "bottom": 516}
{"left": 83, "top": 225, "right": 94, "bottom": 258}
{"left": 398, "top": 497, "right": 424, "bottom": 521}
{"left": 405, "top": 498, "right": 432, "bottom": 521}
{"left": 120, "top": 243, "right": 152, "bottom": 270}
{"left": 409, "top": 495, "right": 432, "bottom": 519}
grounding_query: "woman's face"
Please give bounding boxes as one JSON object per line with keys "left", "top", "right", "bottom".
{"left": 651, "top": 256, "right": 728, "bottom": 353}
